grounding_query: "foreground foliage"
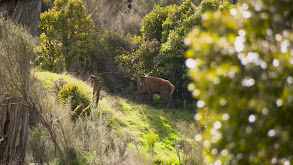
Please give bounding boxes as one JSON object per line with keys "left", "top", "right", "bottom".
{"left": 186, "top": 0, "right": 293, "bottom": 164}
{"left": 0, "top": 16, "right": 34, "bottom": 98}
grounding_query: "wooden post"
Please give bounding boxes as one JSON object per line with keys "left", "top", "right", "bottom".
{"left": 0, "top": 98, "right": 29, "bottom": 165}
{"left": 91, "top": 75, "right": 104, "bottom": 108}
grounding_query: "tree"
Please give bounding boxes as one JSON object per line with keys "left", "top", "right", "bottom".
{"left": 36, "top": 0, "right": 104, "bottom": 73}
{"left": 186, "top": 0, "right": 293, "bottom": 164}
{"left": 82, "top": 0, "right": 203, "bottom": 36}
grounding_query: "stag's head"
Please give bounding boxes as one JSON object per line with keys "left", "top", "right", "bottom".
{"left": 137, "top": 75, "right": 148, "bottom": 94}
{"left": 91, "top": 75, "right": 105, "bottom": 90}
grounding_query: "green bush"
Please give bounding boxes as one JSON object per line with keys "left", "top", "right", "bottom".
{"left": 141, "top": 4, "right": 172, "bottom": 41}
{"left": 133, "top": 39, "right": 161, "bottom": 74}
{"left": 0, "top": 16, "right": 34, "bottom": 98}
{"left": 199, "top": 0, "right": 220, "bottom": 12}
{"left": 161, "top": 0, "right": 196, "bottom": 43}
{"left": 57, "top": 83, "right": 90, "bottom": 115}
{"left": 35, "top": 33, "right": 65, "bottom": 73}
{"left": 37, "top": 0, "right": 135, "bottom": 91}
{"left": 36, "top": 0, "right": 105, "bottom": 73}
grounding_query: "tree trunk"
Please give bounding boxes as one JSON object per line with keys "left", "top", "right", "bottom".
{"left": 0, "top": 0, "right": 42, "bottom": 36}
{"left": 0, "top": 98, "right": 29, "bottom": 165}
{"left": 12, "top": 0, "right": 42, "bottom": 36}
{"left": 0, "top": 0, "right": 17, "bottom": 18}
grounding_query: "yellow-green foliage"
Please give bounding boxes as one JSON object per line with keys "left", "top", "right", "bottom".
{"left": 186, "top": 0, "right": 293, "bottom": 164}
{"left": 101, "top": 96, "right": 201, "bottom": 164}
{"left": 145, "top": 133, "right": 158, "bottom": 153}
{"left": 57, "top": 83, "right": 90, "bottom": 111}
{"left": 36, "top": 0, "right": 104, "bottom": 73}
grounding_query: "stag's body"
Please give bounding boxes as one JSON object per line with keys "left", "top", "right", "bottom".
{"left": 137, "top": 75, "right": 175, "bottom": 113}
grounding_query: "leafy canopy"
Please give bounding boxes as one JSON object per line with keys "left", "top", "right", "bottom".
{"left": 36, "top": 0, "right": 103, "bottom": 73}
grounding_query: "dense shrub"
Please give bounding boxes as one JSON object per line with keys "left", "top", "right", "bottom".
{"left": 36, "top": 33, "right": 64, "bottom": 72}
{"left": 161, "top": 0, "right": 196, "bottom": 42}
{"left": 36, "top": 0, "right": 105, "bottom": 73}
{"left": 158, "top": 0, "right": 231, "bottom": 106}
{"left": 186, "top": 0, "right": 293, "bottom": 164}
{"left": 141, "top": 5, "right": 171, "bottom": 41}
{"left": 130, "top": 39, "right": 161, "bottom": 74}
{"left": 57, "top": 82, "right": 90, "bottom": 116}
{"left": 102, "top": 30, "right": 132, "bottom": 59}
{"left": 0, "top": 16, "right": 34, "bottom": 98}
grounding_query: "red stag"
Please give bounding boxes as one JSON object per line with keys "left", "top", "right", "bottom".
{"left": 137, "top": 75, "right": 175, "bottom": 113}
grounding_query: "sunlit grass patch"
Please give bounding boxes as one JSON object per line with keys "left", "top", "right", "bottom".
{"left": 34, "top": 71, "right": 92, "bottom": 96}
{"left": 106, "top": 98, "right": 198, "bottom": 164}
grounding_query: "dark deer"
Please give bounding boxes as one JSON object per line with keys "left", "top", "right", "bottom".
{"left": 137, "top": 75, "right": 175, "bottom": 113}
{"left": 91, "top": 75, "right": 104, "bottom": 108}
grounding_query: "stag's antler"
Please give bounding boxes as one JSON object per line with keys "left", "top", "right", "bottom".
{"left": 145, "top": 59, "right": 160, "bottom": 76}
{"left": 130, "top": 53, "right": 162, "bottom": 76}
{"left": 129, "top": 54, "right": 141, "bottom": 76}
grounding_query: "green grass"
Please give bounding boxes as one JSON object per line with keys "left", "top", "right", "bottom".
{"left": 113, "top": 99, "right": 197, "bottom": 164}
{"left": 34, "top": 71, "right": 199, "bottom": 164}
{"left": 34, "top": 71, "right": 92, "bottom": 96}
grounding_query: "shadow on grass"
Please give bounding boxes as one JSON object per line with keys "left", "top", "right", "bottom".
{"left": 137, "top": 104, "right": 196, "bottom": 144}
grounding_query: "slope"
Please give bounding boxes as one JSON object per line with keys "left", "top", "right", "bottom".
{"left": 33, "top": 71, "right": 203, "bottom": 164}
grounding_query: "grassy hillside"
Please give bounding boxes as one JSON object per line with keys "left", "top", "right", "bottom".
{"left": 31, "top": 71, "right": 202, "bottom": 164}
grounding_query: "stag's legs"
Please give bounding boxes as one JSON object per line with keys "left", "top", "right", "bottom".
{"left": 163, "top": 96, "right": 174, "bottom": 113}
{"left": 167, "top": 97, "right": 174, "bottom": 114}
{"left": 140, "top": 92, "right": 153, "bottom": 107}
{"left": 143, "top": 92, "right": 152, "bottom": 104}
{"left": 170, "top": 98, "right": 174, "bottom": 114}
{"left": 165, "top": 103, "right": 168, "bottom": 113}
